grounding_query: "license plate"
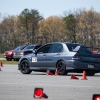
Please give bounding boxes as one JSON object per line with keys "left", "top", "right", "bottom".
{"left": 88, "top": 64, "right": 94, "bottom": 68}
{"left": 32, "top": 57, "right": 37, "bottom": 62}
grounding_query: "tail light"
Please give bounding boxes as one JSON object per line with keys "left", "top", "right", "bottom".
{"left": 92, "top": 50, "right": 98, "bottom": 54}
{"left": 72, "top": 55, "right": 80, "bottom": 60}
{"left": 7, "top": 52, "right": 13, "bottom": 55}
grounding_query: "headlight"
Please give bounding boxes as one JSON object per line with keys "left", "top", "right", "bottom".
{"left": 8, "top": 52, "right": 13, "bottom": 55}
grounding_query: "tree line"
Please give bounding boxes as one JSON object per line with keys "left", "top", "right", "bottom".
{"left": 0, "top": 8, "right": 100, "bottom": 53}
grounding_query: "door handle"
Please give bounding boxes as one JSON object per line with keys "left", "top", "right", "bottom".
{"left": 43, "top": 54, "right": 46, "bottom": 56}
{"left": 57, "top": 53, "right": 60, "bottom": 55}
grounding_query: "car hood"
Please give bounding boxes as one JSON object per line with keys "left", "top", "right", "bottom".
{"left": 25, "top": 53, "right": 35, "bottom": 57}
{"left": 15, "top": 49, "right": 33, "bottom": 53}
{"left": 21, "top": 53, "right": 34, "bottom": 58}
{"left": 5, "top": 50, "right": 15, "bottom": 53}
{"left": 14, "top": 50, "right": 24, "bottom": 53}
{"left": 23, "top": 49, "right": 33, "bottom": 52}
{"left": 18, "top": 53, "right": 35, "bottom": 62}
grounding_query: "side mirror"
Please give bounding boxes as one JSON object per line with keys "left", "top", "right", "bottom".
{"left": 33, "top": 49, "right": 36, "bottom": 54}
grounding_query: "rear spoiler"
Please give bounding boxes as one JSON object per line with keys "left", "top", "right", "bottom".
{"left": 73, "top": 46, "right": 81, "bottom": 52}
{"left": 72, "top": 46, "right": 94, "bottom": 52}
{"left": 72, "top": 45, "right": 100, "bottom": 53}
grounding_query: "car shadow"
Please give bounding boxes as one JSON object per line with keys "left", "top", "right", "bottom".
{"left": 30, "top": 72, "right": 46, "bottom": 75}
{"left": 29, "top": 72, "right": 100, "bottom": 77}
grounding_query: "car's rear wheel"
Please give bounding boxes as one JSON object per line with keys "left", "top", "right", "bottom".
{"left": 86, "top": 71, "right": 95, "bottom": 76}
{"left": 20, "top": 60, "right": 32, "bottom": 74}
{"left": 56, "top": 60, "right": 67, "bottom": 75}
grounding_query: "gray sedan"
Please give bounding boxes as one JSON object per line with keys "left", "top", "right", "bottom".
{"left": 18, "top": 42, "right": 94, "bottom": 75}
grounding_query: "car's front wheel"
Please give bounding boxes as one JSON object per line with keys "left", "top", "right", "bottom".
{"left": 6, "top": 58, "right": 12, "bottom": 61}
{"left": 20, "top": 60, "right": 32, "bottom": 74}
{"left": 56, "top": 60, "right": 67, "bottom": 75}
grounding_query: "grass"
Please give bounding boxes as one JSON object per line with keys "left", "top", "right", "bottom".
{"left": 0, "top": 53, "right": 18, "bottom": 65}
{"left": 0, "top": 60, "right": 18, "bottom": 65}
{"left": 0, "top": 53, "right": 4, "bottom": 58}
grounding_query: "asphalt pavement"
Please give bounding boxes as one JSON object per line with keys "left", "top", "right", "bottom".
{"left": 0, "top": 58, "right": 6, "bottom": 60}
{"left": 0, "top": 64, "right": 100, "bottom": 100}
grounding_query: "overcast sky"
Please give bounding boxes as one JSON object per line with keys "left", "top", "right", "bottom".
{"left": 0, "top": 0, "right": 100, "bottom": 18}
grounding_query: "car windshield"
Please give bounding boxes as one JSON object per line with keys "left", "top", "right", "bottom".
{"left": 24, "top": 45, "right": 34, "bottom": 50}
{"left": 14, "top": 46, "right": 23, "bottom": 50}
{"left": 78, "top": 45, "right": 92, "bottom": 53}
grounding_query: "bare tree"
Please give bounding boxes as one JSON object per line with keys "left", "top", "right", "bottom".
{"left": 39, "top": 16, "right": 66, "bottom": 43}
{"left": 76, "top": 8, "right": 100, "bottom": 48}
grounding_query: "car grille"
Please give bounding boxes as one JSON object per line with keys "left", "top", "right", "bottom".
{"left": 14, "top": 52, "right": 21, "bottom": 55}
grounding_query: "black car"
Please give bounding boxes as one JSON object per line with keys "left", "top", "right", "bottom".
{"left": 13, "top": 44, "right": 42, "bottom": 61}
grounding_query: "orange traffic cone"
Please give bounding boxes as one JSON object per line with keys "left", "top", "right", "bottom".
{"left": 33, "top": 88, "right": 48, "bottom": 99}
{"left": 34, "top": 88, "right": 43, "bottom": 98}
{"left": 0, "top": 62, "right": 3, "bottom": 67}
{"left": 55, "top": 68, "right": 59, "bottom": 76}
{"left": 81, "top": 71, "right": 87, "bottom": 80}
{"left": 70, "top": 74, "right": 79, "bottom": 80}
{"left": 46, "top": 70, "right": 54, "bottom": 75}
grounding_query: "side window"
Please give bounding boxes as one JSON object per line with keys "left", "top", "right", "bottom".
{"left": 37, "top": 44, "right": 52, "bottom": 53}
{"left": 49, "top": 44, "right": 63, "bottom": 53}
{"left": 66, "top": 44, "right": 79, "bottom": 51}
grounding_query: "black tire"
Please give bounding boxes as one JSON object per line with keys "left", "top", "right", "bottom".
{"left": 20, "top": 60, "right": 32, "bottom": 74}
{"left": 13, "top": 58, "right": 16, "bottom": 61}
{"left": 86, "top": 71, "right": 95, "bottom": 76}
{"left": 56, "top": 60, "right": 67, "bottom": 75}
{"left": 14, "top": 58, "right": 19, "bottom": 61}
{"left": 6, "top": 58, "right": 12, "bottom": 61}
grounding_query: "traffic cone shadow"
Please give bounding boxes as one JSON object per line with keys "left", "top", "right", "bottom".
{"left": 70, "top": 74, "right": 79, "bottom": 80}
{"left": 55, "top": 68, "right": 59, "bottom": 76}
{"left": 46, "top": 70, "right": 54, "bottom": 75}
{"left": 81, "top": 71, "right": 87, "bottom": 80}
{"left": 42, "top": 93, "right": 48, "bottom": 98}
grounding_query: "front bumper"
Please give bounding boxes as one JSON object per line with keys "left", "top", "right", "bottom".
{"left": 13, "top": 54, "right": 23, "bottom": 59}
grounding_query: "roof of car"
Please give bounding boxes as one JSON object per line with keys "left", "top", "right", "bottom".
{"left": 25, "top": 44, "right": 42, "bottom": 46}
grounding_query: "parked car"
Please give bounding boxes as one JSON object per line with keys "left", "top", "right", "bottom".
{"left": 13, "top": 44, "right": 42, "bottom": 61}
{"left": 18, "top": 42, "right": 100, "bottom": 75}
{"left": 4, "top": 45, "right": 26, "bottom": 61}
